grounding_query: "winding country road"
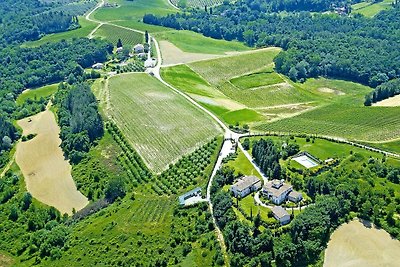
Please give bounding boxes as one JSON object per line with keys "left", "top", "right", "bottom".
{"left": 84, "top": 2, "right": 400, "bottom": 265}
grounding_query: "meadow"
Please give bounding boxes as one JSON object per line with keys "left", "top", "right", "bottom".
{"left": 16, "top": 84, "right": 58, "bottom": 105}
{"left": 155, "top": 30, "right": 249, "bottom": 55}
{"left": 107, "top": 73, "right": 222, "bottom": 173}
{"left": 22, "top": 17, "right": 98, "bottom": 47}
{"left": 352, "top": 0, "right": 394, "bottom": 17}
{"left": 94, "top": 24, "right": 143, "bottom": 47}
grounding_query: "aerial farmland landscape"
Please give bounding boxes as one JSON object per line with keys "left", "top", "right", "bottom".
{"left": 0, "top": 0, "right": 400, "bottom": 266}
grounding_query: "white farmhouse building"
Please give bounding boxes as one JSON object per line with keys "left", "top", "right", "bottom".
{"left": 230, "top": 176, "right": 261, "bottom": 198}
{"left": 271, "top": 206, "right": 291, "bottom": 225}
{"left": 91, "top": 63, "right": 104, "bottom": 69}
{"left": 262, "top": 179, "right": 292, "bottom": 205}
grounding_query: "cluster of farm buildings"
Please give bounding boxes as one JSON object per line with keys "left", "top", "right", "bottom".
{"left": 92, "top": 43, "right": 157, "bottom": 70}
{"left": 230, "top": 176, "right": 303, "bottom": 225}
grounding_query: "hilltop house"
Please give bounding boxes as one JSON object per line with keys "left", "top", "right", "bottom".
{"left": 92, "top": 63, "right": 104, "bottom": 70}
{"left": 116, "top": 47, "right": 124, "bottom": 53}
{"left": 133, "top": 44, "right": 144, "bottom": 53}
{"left": 271, "top": 206, "right": 291, "bottom": 225}
{"left": 231, "top": 176, "right": 261, "bottom": 198}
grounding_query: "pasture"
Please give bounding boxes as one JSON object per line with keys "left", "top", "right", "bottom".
{"left": 352, "top": 0, "right": 393, "bottom": 17}
{"left": 324, "top": 220, "right": 400, "bottom": 267}
{"left": 16, "top": 84, "right": 58, "bottom": 105}
{"left": 22, "top": 17, "right": 98, "bottom": 47}
{"left": 15, "top": 110, "right": 88, "bottom": 215}
{"left": 94, "top": 24, "right": 143, "bottom": 47}
{"left": 107, "top": 73, "right": 221, "bottom": 173}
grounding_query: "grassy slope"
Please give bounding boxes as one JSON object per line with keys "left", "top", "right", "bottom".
{"left": 22, "top": 17, "right": 98, "bottom": 47}
{"left": 16, "top": 84, "right": 58, "bottom": 105}
{"left": 155, "top": 30, "right": 249, "bottom": 54}
{"left": 256, "top": 78, "right": 400, "bottom": 142}
{"left": 108, "top": 73, "right": 221, "bottom": 173}
{"left": 94, "top": 24, "right": 144, "bottom": 47}
{"left": 226, "top": 150, "right": 261, "bottom": 178}
{"left": 352, "top": 0, "right": 393, "bottom": 17}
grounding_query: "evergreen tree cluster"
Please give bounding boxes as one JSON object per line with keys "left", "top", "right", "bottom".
{"left": 364, "top": 79, "right": 400, "bottom": 106}
{"left": 144, "top": 2, "right": 400, "bottom": 88}
{"left": 55, "top": 82, "right": 104, "bottom": 164}
{"left": 252, "top": 139, "right": 281, "bottom": 179}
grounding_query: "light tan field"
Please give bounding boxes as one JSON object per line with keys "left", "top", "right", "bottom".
{"left": 159, "top": 41, "right": 220, "bottom": 66}
{"left": 324, "top": 220, "right": 400, "bottom": 267}
{"left": 0, "top": 254, "right": 13, "bottom": 267}
{"left": 373, "top": 94, "right": 400, "bottom": 107}
{"left": 15, "top": 110, "right": 88, "bottom": 215}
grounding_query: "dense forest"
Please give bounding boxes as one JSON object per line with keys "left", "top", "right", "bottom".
{"left": 211, "top": 137, "right": 400, "bottom": 266}
{"left": 54, "top": 81, "right": 104, "bottom": 164}
{"left": 0, "top": 0, "right": 80, "bottom": 45}
{"left": 144, "top": 2, "right": 400, "bottom": 88}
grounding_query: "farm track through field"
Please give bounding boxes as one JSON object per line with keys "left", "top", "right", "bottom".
{"left": 86, "top": 2, "right": 400, "bottom": 265}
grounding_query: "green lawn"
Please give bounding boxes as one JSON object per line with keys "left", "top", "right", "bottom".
{"left": 22, "top": 17, "right": 98, "bottom": 47}
{"left": 107, "top": 73, "right": 222, "bottom": 173}
{"left": 94, "top": 24, "right": 144, "bottom": 47}
{"left": 155, "top": 30, "right": 249, "bottom": 54}
{"left": 226, "top": 150, "right": 261, "bottom": 178}
{"left": 352, "top": 0, "right": 393, "bottom": 17}
{"left": 16, "top": 84, "right": 58, "bottom": 105}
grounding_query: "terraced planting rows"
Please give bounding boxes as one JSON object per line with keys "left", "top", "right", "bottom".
{"left": 257, "top": 104, "right": 400, "bottom": 142}
{"left": 108, "top": 73, "right": 221, "bottom": 173}
{"left": 152, "top": 137, "right": 221, "bottom": 195}
{"left": 170, "top": 0, "right": 224, "bottom": 8}
{"left": 94, "top": 24, "right": 143, "bottom": 47}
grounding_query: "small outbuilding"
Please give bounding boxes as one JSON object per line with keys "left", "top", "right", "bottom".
{"left": 178, "top": 187, "right": 202, "bottom": 206}
{"left": 230, "top": 176, "right": 261, "bottom": 198}
{"left": 271, "top": 206, "right": 291, "bottom": 225}
{"left": 92, "top": 63, "right": 104, "bottom": 69}
{"left": 133, "top": 44, "right": 144, "bottom": 53}
{"left": 288, "top": 191, "right": 303, "bottom": 203}
{"left": 145, "top": 58, "right": 157, "bottom": 68}
{"left": 116, "top": 47, "right": 124, "bottom": 53}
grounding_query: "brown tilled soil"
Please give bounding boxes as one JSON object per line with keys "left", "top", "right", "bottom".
{"left": 15, "top": 110, "right": 88, "bottom": 215}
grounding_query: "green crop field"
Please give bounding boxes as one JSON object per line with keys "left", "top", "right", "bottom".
{"left": 256, "top": 104, "right": 400, "bottom": 142}
{"left": 16, "top": 84, "right": 58, "bottom": 105}
{"left": 22, "top": 17, "right": 98, "bottom": 47}
{"left": 107, "top": 73, "right": 222, "bottom": 173}
{"left": 94, "top": 24, "right": 143, "bottom": 47}
{"left": 93, "top": 0, "right": 174, "bottom": 32}
{"left": 171, "top": 0, "right": 224, "bottom": 8}
{"left": 154, "top": 30, "right": 249, "bottom": 54}
{"left": 352, "top": 0, "right": 393, "bottom": 17}
{"left": 41, "top": 195, "right": 219, "bottom": 267}
{"left": 163, "top": 48, "right": 327, "bottom": 127}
